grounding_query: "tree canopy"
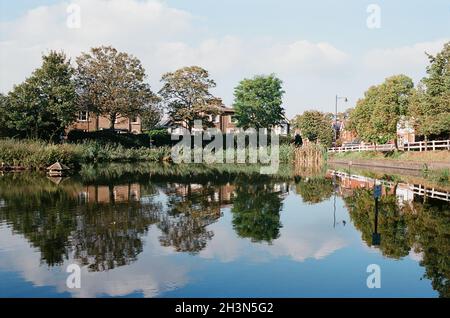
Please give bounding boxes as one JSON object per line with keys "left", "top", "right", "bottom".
{"left": 349, "top": 74, "right": 414, "bottom": 145}
{"left": 159, "top": 66, "right": 223, "bottom": 131}
{"left": 293, "top": 110, "right": 333, "bottom": 147}
{"left": 233, "top": 74, "right": 285, "bottom": 129}
{"left": 4, "top": 51, "right": 77, "bottom": 140}
{"left": 76, "top": 46, "right": 158, "bottom": 130}
{"left": 408, "top": 42, "right": 450, "bottom": 139}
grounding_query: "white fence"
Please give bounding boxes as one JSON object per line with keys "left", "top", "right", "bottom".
{"left": 328, "top": 144, "right": 395, "bottom": 153}
{"left": 329, "top": 140, "right": 450, "bottom": 153}
{"left": 399, "top": 140, "right": 450, "bottom": 152}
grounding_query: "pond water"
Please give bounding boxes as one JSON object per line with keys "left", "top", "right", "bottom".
{"left": 0, "top": 164, "right": 448, "bottom": 298}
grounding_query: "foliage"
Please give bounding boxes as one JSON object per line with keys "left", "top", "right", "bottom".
{"left": 233, "top": 74, "right": 285, "bottom": 129}
{"left": 231, "top": 182, "right": 283, "bottom": 243}
{"left": 0, "top": 138, "right": 170, "bottom": 169}
{"left": 292, "top": 110, "right": 333, "bottom": 147}
{"left": 159, "top": 66, "right": 223, "bottom": 131}
{"left": 140, "top": 105, "right": 163, "bottom": 131}
{"left": 349, "top": 75, "right": 414, "bottom": 145}
{"left": 147, "top": 129, "right": 173, "bottom": 147}
{"left": 76, "top": 46, "right": 159, "bottom": 129}
{"left": 67, "top": 129, "right": 150, "bottom": 148}
{"left": 409, "top": 42, "right": 450, "bottom": 139}
{"left": 5, "top": 51, "right": 77, "bottom": 140}
{"left": 295, "top": 177, "right": 334, "bottom": 204}
{"left": 345, "top": 188, "right": 410, "bottom": 259}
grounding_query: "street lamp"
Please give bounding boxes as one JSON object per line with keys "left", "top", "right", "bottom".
{"left": 334, "top": 95, "right": 348, "bottom": 143}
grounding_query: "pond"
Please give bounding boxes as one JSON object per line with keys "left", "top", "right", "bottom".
{"left": 0, "top": 163, "right": 448, "bottom": 298}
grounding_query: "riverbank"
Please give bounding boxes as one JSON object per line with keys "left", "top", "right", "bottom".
{"left": 329, "top": 151, "right": 450, "bottom": 169}
{"left": 329, "top": 151, "right": 450, "bottom": 184}
{"left": 0, "top": 138, "right": 295, "bottom": 171}
{"left": 0, "top": 139, "right": 171, "bottom": 170}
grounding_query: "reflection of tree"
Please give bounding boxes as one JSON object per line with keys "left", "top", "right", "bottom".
{"left": 344, "top": 188, "right": 410, "bottom": 259}
{"left": 158, "top": 183, "right": 220, "bottom": 253}
{"left": 231, "top": 182, "right": 283, "bottom": 243}
{"left": 0, "top": 174, "right": 78, "bottom": 266}
{"left": 405, "top": 199, "right": 450, "bottom": 298}
{"left": 71, "top": 202, "right": 161, "bottom": 272}
{"left": 295, "top": 177, "right": 333, "bottom": 204}
{"left": 0, "top": 174, "right": 161, "bottom": 270}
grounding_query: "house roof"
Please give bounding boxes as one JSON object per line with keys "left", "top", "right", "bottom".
{"left": 46, "top": 162, "right": 70, "bottom": 171}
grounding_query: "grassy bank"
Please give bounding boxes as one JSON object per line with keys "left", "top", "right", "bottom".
{"left": 0, "top": 139, "right": 296, "bottom": 170}
{"left": 330, "top": 150, "right": 450, "bottom": 163}
{"left": 0, "top": 139, "right": 171, "bottom": 169}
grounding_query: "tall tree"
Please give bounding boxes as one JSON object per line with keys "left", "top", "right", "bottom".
{"left": 0, "top": 93, "right": 10, "bottom": 137}
{"left": 5, "top": 51, "right": 77, "bottom": 140}
{"left": 409, "top": 42, "right": 450, "bottom": 139}
{"left": 233, "top": 74, "right": 285, "bottom": 129}
{"left": 159, "top": 66, "right": 223, "bottom": 131}
{"left": 293, "top": 110, "right": 333, "bottom": 147}
{"left": 76, "top": 46, "right": 158, "bottom": 130}
{"left": 350, "top": 75, "right": 414, "bottom": 146}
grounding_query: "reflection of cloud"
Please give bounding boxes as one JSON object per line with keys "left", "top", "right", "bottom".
{"left": 408, "top": 249, "right": 424, "bottom": 263}
{"left": 200, "top": 198, "right": 349, "bottom": 263}
{"left": 0, "top": 225, "right": 189, "bottom": 297}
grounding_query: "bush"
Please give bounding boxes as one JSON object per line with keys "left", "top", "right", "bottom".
{"left": 147, "top": 129, "right": 173, "bottom": 147}
{"left": 67, "top": 129, "right": 150, "bottom": 148}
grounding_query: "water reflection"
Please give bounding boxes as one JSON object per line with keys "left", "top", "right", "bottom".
{"left": 0, "top": 165, "right": 448, "bottom": 297}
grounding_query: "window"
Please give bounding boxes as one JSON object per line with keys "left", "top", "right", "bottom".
{"left": 78, "top": 111, "right": 88, "bottom": 121}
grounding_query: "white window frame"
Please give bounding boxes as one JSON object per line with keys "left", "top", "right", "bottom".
{"left": 78, "top": 111, "right": 88, "bottom": 122}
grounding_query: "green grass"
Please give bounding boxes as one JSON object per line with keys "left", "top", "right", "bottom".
{"left": 0, "top": 138, "right": 171, "bottom": 169}
{"left": 0, "top": 139, "right": 296, "bottom": 170}
{"left": 330, "top": 149, "right": 450, "bottom": 163}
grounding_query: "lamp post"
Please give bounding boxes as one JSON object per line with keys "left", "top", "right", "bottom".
{"left": 334, "top": 95, "right": 348, "bottom": 143}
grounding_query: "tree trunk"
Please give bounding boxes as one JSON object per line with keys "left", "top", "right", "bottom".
{"left": 109, "top": 113, "right": 116, "bottom": 130}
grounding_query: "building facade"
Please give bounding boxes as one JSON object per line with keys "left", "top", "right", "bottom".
{"left": 69, "top": 111, "right": 142, "bottom": 134}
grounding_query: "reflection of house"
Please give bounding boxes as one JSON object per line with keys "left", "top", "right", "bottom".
{"left": 69, "top": 112, "right": 142, "bottom": 134}
{"left": 76, "top": 184, "right": 141, "bottom": 204}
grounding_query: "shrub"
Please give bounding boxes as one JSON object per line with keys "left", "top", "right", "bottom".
{"left": 147, "top": 129, "right": 173, "bottom": 147}
{"left": 67, "top": 129, "right": 150, "bottom": 148}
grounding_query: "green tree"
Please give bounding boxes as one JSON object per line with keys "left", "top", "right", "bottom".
{"left": 293, "top": 110, "right": 333, "bottom": 147}
{"left": 6, "top": 51, "right": 77, "bottom": 140}
{"left": 0, "top": 93, "right": 13, "bottom": 137}
{"left": 233, "top": 74, "right": 285, "bottom": 129}
{"left": 76, "top": 46, "right": 158, "bottom": 130}
{"left": 159, "top": 66, "right": 223, "bottom": 131}
{"left": 350, "top": 75, "right": 414, "bottom": 146}
{"left": 409, "top": 42, "right": 450, "bottom": 139}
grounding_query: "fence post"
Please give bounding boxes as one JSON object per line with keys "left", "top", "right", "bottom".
{"left": 432, "top": 140, "right": 435, "bottom": 151}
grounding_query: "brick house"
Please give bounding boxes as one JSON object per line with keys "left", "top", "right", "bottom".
{"left": 68, "top": 111, "right": 142, "bottom": 134}
{"left": 161, "top": 106, "right": 237, "bottom": 134}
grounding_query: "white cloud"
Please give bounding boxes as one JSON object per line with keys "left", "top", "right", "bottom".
{"left": 362, "top": 39, "right": 449, "bottom": 81}
{"left": 0, "top": 0, "right": 447, "bottom": 117}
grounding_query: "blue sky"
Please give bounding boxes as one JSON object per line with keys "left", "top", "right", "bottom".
{"left": 1, "top": 0, "right": 449, "bottom": 116}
